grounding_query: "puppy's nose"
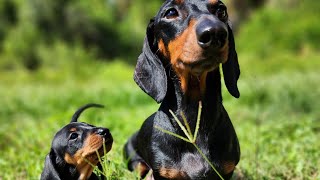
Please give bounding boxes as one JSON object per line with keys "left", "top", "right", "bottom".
{"left": 196, "top": 18, "right": 227, "bottom": 49}
{"left": 96, "top": 128, "right": 110, "bottom": 137}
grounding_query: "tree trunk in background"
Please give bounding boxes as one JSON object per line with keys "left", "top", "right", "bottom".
{"left": 227, "top": 0, "right": 266, "bottom": 32}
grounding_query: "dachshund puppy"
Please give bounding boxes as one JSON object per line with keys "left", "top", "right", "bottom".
{"left": 124, "top": 0, "right": 240, "bottom": 179}
{"left": 41, "top": 104, "right": 113, "bottom": 180}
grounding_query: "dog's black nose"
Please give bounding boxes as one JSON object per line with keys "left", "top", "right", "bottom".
{"left": 96, "top": 128, "right": 110, "bottom": 137}
{"left": 196, "top": 18, "right": 227, "bottom": 49}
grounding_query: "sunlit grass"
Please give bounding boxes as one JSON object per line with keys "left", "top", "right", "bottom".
{"left": 0, "top": 61, "right": 156, "bottom": 179}
{"left": 0, "top": 59, "right": 319, "bottom": 179}
{"left": 2, "top": 45, "right": 320, "bottom": 180}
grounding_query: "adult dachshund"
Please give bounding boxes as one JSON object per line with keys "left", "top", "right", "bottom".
{"left": 124, "top": 0, "right": 240, "bottom": 179}
{"left": 41, "top": 104, "right": 113, "bottom": 180}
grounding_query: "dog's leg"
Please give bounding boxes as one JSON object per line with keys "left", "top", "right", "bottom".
{"left": 124, "top": 132, "right": 150, "bottom": 178}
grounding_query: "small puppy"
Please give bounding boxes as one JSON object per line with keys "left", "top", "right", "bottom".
{"left": 41, "top": 104, "right": 113, "bottom": 180}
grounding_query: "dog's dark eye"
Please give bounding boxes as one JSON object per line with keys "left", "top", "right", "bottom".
{"left": 216, "top": 7, "right": 227, "bottom": 20}
{"left": 69, "top": 132, "right": 78, "bottom": 140}
{"left": 164, "top": 8, "right": 179, "bottom": 19}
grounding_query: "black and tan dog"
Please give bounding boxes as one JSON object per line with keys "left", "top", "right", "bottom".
{"left": 124, "top": 0, "right": 240, "bottom": 179}
{"left": 41, "top": 104, "right": 113, "bottom": 180}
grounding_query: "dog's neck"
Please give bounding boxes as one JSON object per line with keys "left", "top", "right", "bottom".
{"left": 49, "top": 154, "right": 80, "bottom": 180}
{"left": 161, "top": 67, "right": 223, "bottom": 129}
{"left": 52, "top": 156, "right": 98, "bottom": 180}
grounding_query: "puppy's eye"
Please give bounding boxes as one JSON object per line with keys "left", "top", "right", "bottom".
{"left": 216, "top": 7, "right": 227, "bottom": 20}
{"left": 69, "top": 132, "right": 78, "bottom": 140}
{"left": 164, "top": 8, "right": 179, "bottom": 19}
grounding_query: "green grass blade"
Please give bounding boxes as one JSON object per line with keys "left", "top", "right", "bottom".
{"left": 169, "top": 109, "right": 193, "bottom": 141}
{"left": 101, "top": 138, "right": 109, "bottom": 177}
{"left": 161, "top": 105, "right": 223, "bottom": 179}
{"left": 94, "top": 151, "right": 105, "bottom": 176}
{"left": 91, "top": 150, "right": 108, "bottom": 178}
{"left": 180, "top": 111, "right": 194, "bottom": 140}
{"left": 193, "top": 144, "right": 224, "bottom": 180}
{"left": 193, "top": 101, "right": 202, "bottom": 143}
{"left": 155, "top": 126, "right": 191, "bottom": 143}
{"left": 83, "top": 155, "right": 106, "bottom": 178}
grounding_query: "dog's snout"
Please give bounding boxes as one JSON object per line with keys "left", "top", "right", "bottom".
{"left": 196, "top": 19, "right": 227, "bottom": 49}
{"left": 96, "top": 128, "right": 110, "bottom": 137}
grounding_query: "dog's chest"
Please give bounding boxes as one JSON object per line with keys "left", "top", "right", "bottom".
{"left": 154, "top": 148, "right": 219, "bottom": 179}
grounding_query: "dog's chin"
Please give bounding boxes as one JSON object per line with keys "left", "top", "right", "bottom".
{"left": 179, "top": 59, "right": 220, "bottom": 77}
{"left": 190, "top": 64, "right": 216, "bottom": 77}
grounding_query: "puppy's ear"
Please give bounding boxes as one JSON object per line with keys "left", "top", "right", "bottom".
{"left": 134, "top": 19, "right": 167, "bottom": 103}
{"left": 222, "top": 22, "right": 240, "bottom": 98}
{"left": 41, "top": 149, "right": 61, "bottom": 179}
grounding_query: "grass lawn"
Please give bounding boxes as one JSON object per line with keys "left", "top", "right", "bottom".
{"left": 0, "top": 51, "right": 319, "bottom": 179}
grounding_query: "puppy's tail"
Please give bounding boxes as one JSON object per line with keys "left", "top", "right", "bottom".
{"left": 70, "top": 103, "right": 104, "bottom": 123}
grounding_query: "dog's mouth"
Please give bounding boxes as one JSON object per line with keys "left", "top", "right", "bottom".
{"left": 177, "top": 57, "right": 221, "bottom": 76}
{"left": 98, "top": 137, "right": 113, "bottom": 154}
{"left": 100, "top": 137, "right": 113, "bottom": 154}
{"left": 173, "top": 55, "right": 225, "bottom": 98}
{"left": 85, "top": 137, "right": 113, "bottom": 161}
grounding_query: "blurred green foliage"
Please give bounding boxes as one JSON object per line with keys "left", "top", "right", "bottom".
{"left": 237, "top": 0, "right": 320, "bottom": 57}
{"left": 0, "top": 0, "right": 163, "bottom": 70}
{"left": 0, "top": 0, "right": 319, "bottom": 70}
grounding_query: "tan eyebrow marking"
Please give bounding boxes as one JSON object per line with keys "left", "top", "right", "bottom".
{"left": 70, "top": 128, "right": 77, "bottom": 132}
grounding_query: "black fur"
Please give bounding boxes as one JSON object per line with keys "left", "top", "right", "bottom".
{"left": 41, "top": 104, "right": 112, "bottom": 180}
{"left": 125, "top": 0, "right": 240, "bottom": 179}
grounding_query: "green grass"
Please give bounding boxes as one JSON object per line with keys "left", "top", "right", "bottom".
{"left": 0, "top": 61, "right": 157, "bottom": 179}
{"left": 0, "top": 53, "right": 319, "bottom": 179}
{"left": 230, "top": 71, "right": 320, "bottom": 179}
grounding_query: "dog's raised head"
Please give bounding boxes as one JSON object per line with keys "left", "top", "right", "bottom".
{"left": 134, "top": 0, "right": 240, "bottom": 102}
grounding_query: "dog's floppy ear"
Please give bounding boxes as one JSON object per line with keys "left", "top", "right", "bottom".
{"left": 222, "top": 22, "right": 240, "bottom": 98}
{"left": 40, "top": 149, "right": 61, "bottom": 180}
{"left": 134, "top": 19, "right": 167, "bottom": 103}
